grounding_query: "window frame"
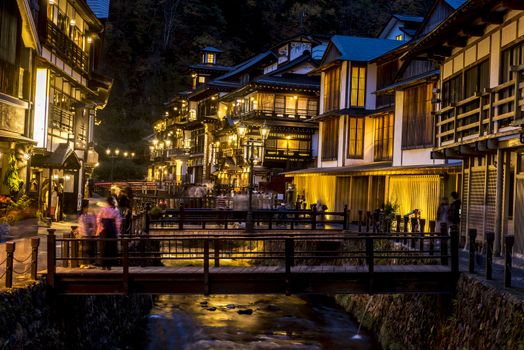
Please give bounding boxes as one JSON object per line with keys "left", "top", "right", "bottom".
{"left": 350, "top": 63, "right": 367, "bottom": 108}
{"left": 374, "top": 113, "right": 394, "bottom": 161}
{"left": 347, "top": 116, "right": 365, "bottom": 159}
{"left": 321, "top": 117, "right": 339, "bottom": 161}
{"left": 323, "top": 66, "right": 341, "bottom": 112}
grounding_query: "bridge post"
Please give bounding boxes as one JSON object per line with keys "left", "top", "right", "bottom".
{"left": 343, "top": 205, "right": 349, "bottom": 230}
{"left": 450, "top": 225, "right": 459, "bottom": 274}
{"left": 311, "top": 206, "right": 317, "bottom": 230}
{"left": 429, "top": 221, "right": 436, "bottom": 256}
{"left": 440, "top": 223, "right": 448, "bottom": 266}
{"left": 419, "top": 219, "right": 426, "bottom": 252}
{"left": 410, "top": 218, "right": 417, "bottom": 249}
{"left": 358, "top": 210, "right": 363, "bottom": 232}
{"left": 365, "top": 237, "right": 374, "bottom": 273}
{"left": 179, "top": 203, "right": 184, "bottom": 230}
{"left": 366, "top": 211, "right": 371, "bottom": 232}
{"left": 62, "top": 232, "right": 71, "bottom": 268}
{"left": 485, "top": 232, "right": 495, "bottom": 280}
{"left": 214, "top": 239, "right": 220, "bottom": 267}
{"left": 285, "top": 238, "right": 294, "bottom": 295}
{"left": 5, "top": 242, "right": 15, "bottom": 288}
{"left": 30, "top": 237, "right": 40, "bottom": 280}
{"left": 144, "top": 203, "right": 151, "bottom": 234}
{"left": 47, "top": 229, "right": 56, "bottom": 288}
{"left": 468, "top": 229, "right": 477, "bottom": 273}
{"left": 403, "top": 216, "right": 408, "bottom": 244}
{"left": 70, "top": 226, "right": 79, "bottom": 269}
{"left": 204, "top": 239, "right": 210, "bottom": 295}
{"left": 122, "top": 238, "right": 129, "bottom": 295}
{"left": 504, "top": 235, "right": 515, "bottom": 288}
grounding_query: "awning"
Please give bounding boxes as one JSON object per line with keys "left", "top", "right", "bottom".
{"left": 374, "top": 70, "right": 439, "bottom": 95}
{"left": 31, "top": 143, "right": 81, "bottom": 169}
{"left": 284, "top": 162, "right": 461, "bottom": 177}
{"left": 0, "top": 129, "right": 36, "bottom": 144}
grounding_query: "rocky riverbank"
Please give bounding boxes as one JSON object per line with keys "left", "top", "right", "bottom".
{"left": 0, "top": 282, "right": 153, "bottom": 349}
{"left": 336, "top": 274, "right": 524, "bottom": 350}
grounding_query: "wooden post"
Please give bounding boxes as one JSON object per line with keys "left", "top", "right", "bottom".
{"left": 485, "top": 232, "right": 495, "bottom": 280}
{"left": 5, "top": 242, "right": 15, "bottom": 288}
{"left": 179, "top": 203, "right": 184, "bottom": 230}
{"left": 204, "top": 239, "right": 210, "bottom": 295}
{"left": 214, "top": 239, "right": 220, "bottom": 267}
{"left": 358, "top": 210, "right": 363, "bottom": 233}
{"left": 311, "top": 206, "right": 317, "bottom": 230}
{"left": 62, "top": 232, "right": 70, "bottom": 268}
{"left": 468, "top": 229, "right": 477, "bottom": 273}
{"left": 396, "top": 215, "right": 402, "bottom": 234}
{"left": 429, "top": 221, "right": 436, "bottom": 256}
{"left": 440, "top": 223, "right": 448, "bottom": 266}
{"left": 504, "top": 235, "right": 515, "bottom": 288}
{"left": 30, "top": 237, "right": 40, "bottom": 280}
{"left": 343, "top": 205, "right": 349, "bottom": 230}
{"left": 285, "top": 238, "right": 294, "bottom": 295}
{"left": 122, "top": 238, "right": 129, "bottom": 294}
{"left": 365, "top": 237, "right": 374, "bottom": 273}
{"left": 145, "top": 203, "right": 151, "bottom": 234}
{"left": 403, "top": 216, "right": 408, "bottom": 244}
{"left": 420, "top": 219, "right": 426, "bottom": 233}
{"left": 47, "top": 229, "right": 56, "bottom": 288}
{"left": 410, "top": 218, "right": 417, "bottom": 248}
{"left": 70, "top": 226, "right": 79, "bottom": 268}
{"left": 366, "top": 211, "right": 371, "bottom": 232}
{"left": 450, "top": 225, "right": 459, "bottom": 274}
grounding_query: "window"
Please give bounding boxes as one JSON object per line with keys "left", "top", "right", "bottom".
{"left": 323, "top": 67, "right": 341, "bottom": 112}
{"left": 501, "top": 43, "right": 524, "bottom": 83}
{"left": 275, "top": 95, "right": 285, "bottom": 115}
{"left": 259, "top": 93, "right": 274, "bottom": 112}
{"left": 374, "top": 113, "right": 393, "bottom": 161}
{"left": 395, "top": 34, "right": 403, "bottom": 41}
{"left": 442, "top": 74, "right": 462, "bottom": 107}
{"left": 402, "top": 84, "right": 433, "bottom": 149}
{"left": 464, "top": 60, "right": 489, "bottom": 98}
{"left": 0, "top": 8, "right": 17, "bottom": 65}
{"left": 350, "top": 64, "right": 366, "bottom": 107}
{"left": 321, "top": 118, "right": 339, "bottom": 161}
{"left": 285, "top": 96, "right": 297, "bottom": 115}
{"left": 347, "top": 116, "right": 364, "bottom": 158}
{"left": 206, "top": 53, "right": 215, "bottom": 64}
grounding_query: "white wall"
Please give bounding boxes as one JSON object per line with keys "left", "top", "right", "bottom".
{"left": 365, "top": 63, "right": 377, "bottom": 110}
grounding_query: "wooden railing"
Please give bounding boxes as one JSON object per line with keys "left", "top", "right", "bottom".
{"left": 45, "top": 21, "right": 89, "bottom": 75}
{"left": 436, "top": 74, "right": 524, "bottom": 147}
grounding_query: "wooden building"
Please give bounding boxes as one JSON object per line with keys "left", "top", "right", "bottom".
{"left": 408, "top": 0, "right": 524, "bottom": 255}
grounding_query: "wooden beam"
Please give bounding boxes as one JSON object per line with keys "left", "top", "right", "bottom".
{"left": 447, "top": 36, "right": 468, "bottom": 48}
{"left": 430, "top": 150, "right": 446, "bottom": 159}
{"left": 444, "top": 148, "right": 464, "bottom": 159}
{"left": 430, "top": 46, "right": 453, "bottom": 58}
{"left": 502, "top": 0, "right": 524, "bottom": 10}
{"left": 459, "top": 144, "right": 484, "bottom": 156}
{"left": 480, "top": 12, "right": 505, "bottom": 25}
{"left": 461, "top": 25, "right": 486, "bottom": 37}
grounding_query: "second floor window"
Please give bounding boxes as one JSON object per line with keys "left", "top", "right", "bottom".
{"left": 347, "top": 116, "right": 364, "bottom": 159}
{"left": 464, "top": 60, "right": 489, "bottom": 98}
{"left": 374, "top": 113, "right": 393, "bottom": 161}
{"left": 501, "top": 42, "right": 524, "bottom": 83}
{"left": 442, "top": 74, "right": 462, "bottom": 107}
{"left": 402, "top": 84, "right": 433, "bottom": 149}
{"left": 323, "top": 67, "right": 340, "bottom": 112}
{"left": 321, "top": 118, "right": 339, "bottom": 161}
{"left": 351, "top": 64, "right": 366, "bottom": 107}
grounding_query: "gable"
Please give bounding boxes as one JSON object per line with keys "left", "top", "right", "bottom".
{"left": 417, "top": 0, "right": 456, "bottom": 38}
{"left": 320, "top": 43, "right": 342, "bottom": 66}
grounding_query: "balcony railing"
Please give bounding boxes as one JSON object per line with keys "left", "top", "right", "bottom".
{"left": 235, "top": 109, "right": 317, "bottom": 121}
{"left": 49, "top": 104, "right": 74, "bottom": 134}
{"left": 0, "top": 59, "right": 19, "bottom": 97}
{"left": 435, "top": 75, "right": 524, "bottom": 148}
{"left": 45, "top": 21, "right": 89, "bottom": 75}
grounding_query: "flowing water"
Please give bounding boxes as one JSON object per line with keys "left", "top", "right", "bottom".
{"left": 142, "top": 294, "right": 381, "bottom": 350}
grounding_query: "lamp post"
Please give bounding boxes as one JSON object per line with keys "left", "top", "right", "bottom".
{"left": 237, "top": 121, "right": 270, "bottom": 232}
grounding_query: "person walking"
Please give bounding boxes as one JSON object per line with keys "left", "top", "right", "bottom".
{"left": 436, "top": 197, "right": 450, "bottom": 230}
{"left": 117, "top": 189, "right": 132, "bottom": 235}
{"left": 448, "top": 191, "right": 461, "bottom": 227}
{"left": 96, "top": 197, "right": 122, "bottom": 270}
{"left": 78, "top": 200, "right": 96, "bottom": 268}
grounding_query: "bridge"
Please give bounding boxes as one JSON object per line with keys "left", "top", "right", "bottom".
{"left": 43, "top": 216, "right": 460, "bottom": 295}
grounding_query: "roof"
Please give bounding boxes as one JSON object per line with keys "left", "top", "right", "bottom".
{"left": 313, "top": 107, "right": 370, "bottom": 121}
{"left": 375, "top": 69, "right": 439, "bottom": 94}
{"left": 253, "top": 74, "right": 320, "bottom": 90}
{"left": 189, "top": 63, "right": 232, "bottom": 72}
{"left": 0, "top": 129, "right": 36, "bottom": 144}
{"left": 268, "top": 53, "right": 318, "bottom": 76}
{"left": 86, "top": 0, "right": 110, "bottom": 19}
{"left": 444, "top": 0, "right": 467, "bottom": 10}
{"left": 284, "top": 162, "right": 461, "bottom": 176}
{"left": 216, "top": 51, "right": 276, "bottom": 81}
{"left": 201, "top": 47, "right": 223, "bottom": 53}
{"left": 392, "top": 14, "right": 424, "bottom": 23}
{"left": 330, "top": 36, "right": 405, "bottom": 62}
{"left": 31, "top": 143, "right": 81, "bottom": 169}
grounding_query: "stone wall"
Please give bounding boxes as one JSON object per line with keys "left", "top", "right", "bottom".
{"left": 336, "top": 274, "right": 524, "bottom": 350}
{"left": 0, "top": 282, "right": 153, "bottom": 349}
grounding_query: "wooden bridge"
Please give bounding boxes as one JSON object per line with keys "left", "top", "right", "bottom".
{"left": 43, "top": 224, "right": 460, "bottom": 295}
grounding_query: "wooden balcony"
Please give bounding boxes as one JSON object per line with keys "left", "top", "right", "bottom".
{"left": 0, "top": 59, "right": 19, "bottom": 97}
{"left": 435, "top": 75, "right": 524, "bottom": 149}
{"left": 236, "top": 109, "right": 317, "bottom": 121}
{"left": 45, "top": 21, "right": 89, "bottom": 75}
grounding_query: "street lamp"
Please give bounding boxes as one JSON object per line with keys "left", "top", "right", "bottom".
{"left": 106, "top": 147, "right": 135, "bottom": 184}
{"left": 237, "top": 122, "right": 271, "bottom": 232}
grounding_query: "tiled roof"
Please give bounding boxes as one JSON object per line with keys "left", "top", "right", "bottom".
{"left": 201, "top": 47, "right": 223, "bottom": 53}
{"left": 189, "top": 63, "right": 232, "bottom": 72}
{"left": 216, "top": 51, "right": 276, "bottom": 81}
{"left": 330, "top": 36, "right": 405, "bottom": 62}
{"left": 444, "top": 0, "right": 467, "bottom": 10}
{"left": 392, "top": 14, "right": 424, "bottom": 23}
{"left": 252, "top": 75, "right": 320, "bottom": 90}
{"left": 86, "top": 0, "right": 110, "bottom": 19}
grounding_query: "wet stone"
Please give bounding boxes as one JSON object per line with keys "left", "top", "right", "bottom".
{"left": 226, "top": 304, "right": 236, "bottom": 309}
{"left": 237, "top": 309, "right": 253, "bottom": 315}
{"left": 206, "top": 307, "right": 217, "bottom": 311}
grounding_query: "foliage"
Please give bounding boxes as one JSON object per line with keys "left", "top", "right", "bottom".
{"left": 10, "top": 195, "right": 33, "bottom": 210}
{"left": 3, "top": 153, "right": 21, "bottom": 195}
{"left": 148, "top": 206, "right": 163, "bottom": 219}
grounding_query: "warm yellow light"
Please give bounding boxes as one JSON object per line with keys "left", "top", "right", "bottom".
{"left": 87, "top": 36, "right": 93, "bottom": 44}
{"left": 293, "top": 95, "right": 298, "bottom": 100}
{"left": 106, "top": 149, "right": 111, "bottom": 155}
{"left": 211, "top": 96, "right": 216, "bottom": 100}
{"left": 34, "top": 69, "right": 49, "bottom": 148}
{"left": 65, "top": 175, "right": 71, "bottom": 180}
{"left": 115, "top": 149, "right": 120, "bottom": 156}
{"left": 237, "top": 123, "right": 247, "bottom": 138}
{"left": 53, "top": 174, "right": 59, "bottom": 180}
{"left": 131, "top": 152, "right": 135, "bottom": 157}
{"left": 152, "top": 138, "right": 158, "bottom": 145}
{"left": 124, "top": 152, "right": 129, "bottom": 157}
{"left": 95, "top": 162, "right": 99, "bottom": 167}
{"left": 70, "top": 19, "right": 76, "bottom": 26}
{"left": 286, "top": 135, "right": 291, "bottom": 140}
{"left": 49, "top": 0, "right": 55, "bottom": 4}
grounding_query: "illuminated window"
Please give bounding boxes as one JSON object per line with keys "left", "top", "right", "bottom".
{"left": 374, "top": 113, "right": 393, "bottom": 161}
{"left": 395, "top": 34, "right": 403, "bottom": 41}
{"left": 323, "top": 67, "right": 341, "bottom": 112}
{"left": 350, "top": 65, "right": 366, "bottom": 107}
{"left": 206, "top": 53, "right": 215, "bottom": 64}
{"left": 198, "top": 76, "right": 206, "bottom": 84}
{"left": 18, "top": 68, "right": 24, "bottom": 98}
{"left": 347, "top": 116, "right": 364, "bottom": 159}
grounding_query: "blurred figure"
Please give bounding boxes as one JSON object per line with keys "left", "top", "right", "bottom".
{"left": 117, "top": 188, "right": 132, "bottom": 235}
{"left": 96, "top": 197, "right": 122, "bottom": 270}
{"left": 436, "top": 197, "right": 450, "bottom": 230}
{"left": 78, "top": 199, "right": 96, "bottom": 268}
{"left": 448, "top": 191, "right": 461, "bottom": 226}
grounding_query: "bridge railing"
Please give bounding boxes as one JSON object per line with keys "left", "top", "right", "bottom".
{"left": 150, "top": 205, "right": 350, "bottom": 231}
{"left": 46, "top": 228, "right": 460, "bottom": 291}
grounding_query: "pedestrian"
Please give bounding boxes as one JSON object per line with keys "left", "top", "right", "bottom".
{"left": 447, "top": 191, "right": 461, "bottom": 227}
{"left": 77, "top": 199, "right": 96, "bottom": 268}
{"left": 96, "top": 197, "right": 122, "bottom": 270}
{"left": 117, "top": 189, "right": 132, "bottom": 235}
{"left": 436, "top": 197, "right": 450, "bottom": 230}
{"left": 216, "top": 191, "right": 227, "bottom": 209}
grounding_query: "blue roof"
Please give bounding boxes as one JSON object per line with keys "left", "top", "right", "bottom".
{"left": 201, "top": 47, "right": 223, "bottom": 53}
{"left": 86, "top": 0, "right": 110, "bottom": 19}
{"left": 215, "top": 51, "right": 276, "bottom": 81}
{"left": 392, "top": 14, "right": 424, "bottom": 23}
{"left": 330, "top": 36, "right": 405, "bottom": 62}
{"left": 445, "top": 0, "right": 467, "bottom": 10}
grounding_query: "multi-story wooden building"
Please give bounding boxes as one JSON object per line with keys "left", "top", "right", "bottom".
{"left": 29, "top": 0, "right": 111, "bottom": 217}
{"left": 0, "top": 0, "right": 40, "bottom": 196}
{"left": 408, "top": 0, "right": 524, "bottom": 255}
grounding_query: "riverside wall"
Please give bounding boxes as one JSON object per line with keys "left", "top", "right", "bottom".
{"left": 336, "top": 274, "right": 524, "bottom": 350}
{"left": 0, "top": 282, "right": 153, "bottom": 350}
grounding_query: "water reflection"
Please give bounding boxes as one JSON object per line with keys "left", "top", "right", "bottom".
{"left": 144, "top": 294, "right": 381, "bottom": 350}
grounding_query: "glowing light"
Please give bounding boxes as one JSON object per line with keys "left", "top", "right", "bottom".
{"left": 87, "top": 36, "right": 93, "bottom": 44}
{"left": 33, "top": 69, "right": 49, "bottom": 148}
{"left": 106, "top": 149, "right": 111, "bottom": 155}
{"left": 70, "top": 19, "right": 76, "bottom": 26}
{"left": 115, "top": 149, "right": 120, "bottom": 156}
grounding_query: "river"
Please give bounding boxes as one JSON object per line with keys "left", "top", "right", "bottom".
{"left": 142, "top": 294, "right": 381, "bottom": 350}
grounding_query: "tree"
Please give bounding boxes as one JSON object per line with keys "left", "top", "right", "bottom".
{"left": 3, "top": 153, "right": 21, "bottom": 195}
